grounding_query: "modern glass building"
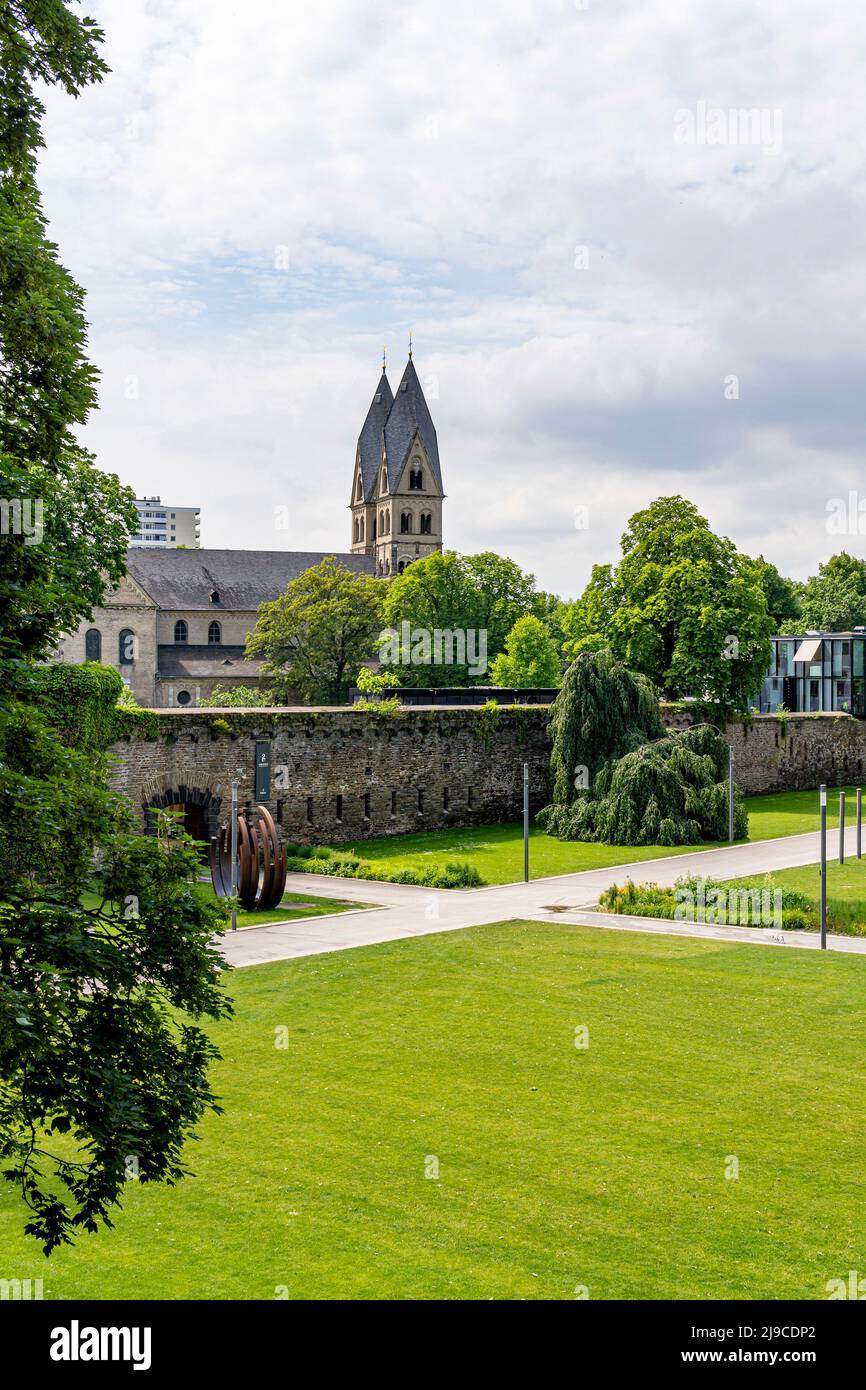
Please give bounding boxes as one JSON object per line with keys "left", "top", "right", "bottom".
{"left": 758, "top": 632, "right": 866, "bottom": 716}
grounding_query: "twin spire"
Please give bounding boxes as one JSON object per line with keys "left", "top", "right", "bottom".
{"left": 381, "top": 332, "right": 412, "bottom": 375}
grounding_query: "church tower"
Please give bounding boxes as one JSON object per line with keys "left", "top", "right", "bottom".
{"left": 350, "top": 346, "right": 444, "bottom": 576}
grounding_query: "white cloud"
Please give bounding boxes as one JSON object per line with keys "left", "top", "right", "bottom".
{"left": 35, "top": 0, "right": 866, "bottom": 594}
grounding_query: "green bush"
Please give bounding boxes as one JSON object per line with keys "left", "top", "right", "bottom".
{"left": 597, "top": 873, "right": 821, "bottom": 931}
{"left": 284, "top": 848, "right": 484, "bottom": 888}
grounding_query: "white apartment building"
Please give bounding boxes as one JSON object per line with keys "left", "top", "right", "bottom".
{"left": 132, "top": 496, "right": 201, "bottom": 548}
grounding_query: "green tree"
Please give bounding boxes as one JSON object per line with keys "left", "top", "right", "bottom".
{"left": 538, "top": 651, "right": 746, "bottom": 846}
{"left": 585, "top": 497, "right": 774, "bottom": 711}
{"left": 246, "top": 556, "right": 385, "bottom": 704}
{"left": 799, "top": 553, "right": 866, "bottom": 632}
{"left": 560, "top": 563, "right": 617, "bottom": 660}
{"left": 381, "top": 549, "right": 536, "bottom": 686}
{"left": 752, "top": 555, "right": 802, "bottom": 631}
{"left": 0, "top": 3, "right": 230, "bottom": 1253}
{"left": 489, "top": 614, "right": 561, "bottom": 687}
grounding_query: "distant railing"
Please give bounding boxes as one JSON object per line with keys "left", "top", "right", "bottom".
{"left": 348, "top": 686, "right": 558, "bottom": 707}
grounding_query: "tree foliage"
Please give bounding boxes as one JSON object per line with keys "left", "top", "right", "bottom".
{"left": 0, "top": 3, "right": 230, "bottom": 1253}
{"left": 799, "top": 553, "right": 866, "bottom": 633}
{"left": 489, "top": 614, "right": 561, "bottom": 688}
{"left": 380, "top": 549, "right": 537, "bottom": 686}
{"left": 564, "top": 497, "right": 774, "bottom": 712}
{"left": 538, "top": 651, "right": 746, "bottom": 846}
{"left": 246, "top": 556, "right": 385, "bottom": 704}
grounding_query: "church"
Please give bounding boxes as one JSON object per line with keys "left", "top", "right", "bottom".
{"left": 56, "top": 351, "right": 443, "bottom": 707}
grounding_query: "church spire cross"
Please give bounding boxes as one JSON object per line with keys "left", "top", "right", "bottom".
{"left": 382, "top": 345, "right": 387, "bottom": 373}
{"left": 408, "top": 331, "right": 413, "bottom": 360}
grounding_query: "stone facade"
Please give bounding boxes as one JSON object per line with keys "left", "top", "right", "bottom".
{"left": 107, "top": 707, "right": 866, "bottom": 847}
{"left": 110, "top": 707, "right": 551, "bottom": 844}
{"left": 349, "top": 356, "right": 444, "bottom": 576}
{"left": 725, "top": 713, "right": 866, "bottom": 795}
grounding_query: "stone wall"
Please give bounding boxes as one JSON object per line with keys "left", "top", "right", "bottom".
{"left": 107, "top": 706, "right": 866, "bottom": 845}
{"left": 109, "top": 706, "right": 552, "bottom": 844}
{"left": 725, "top": 713, "right": 866, "bottom": 794}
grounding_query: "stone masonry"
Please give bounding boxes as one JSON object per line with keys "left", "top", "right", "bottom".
{"left": 108, "top": 707, "right": 866, "bottom": 845}
{"left": 110, "top": 707, "right": 552, "bottom": 844}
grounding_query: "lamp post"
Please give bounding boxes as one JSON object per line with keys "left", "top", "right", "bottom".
{"left": 728, "top": 745, "right": 734, "bottom": 844}
{"left": 230, "top": 779, "right": 239, "bottom": 932}
{"left": 820, "top": 784, "right": 827, "bottom": 950}
{"left": 523, "top": 762, "right": 529, "bottom": 884}
{"left": 839, "top": 790, "right": 846, "bottom": 866}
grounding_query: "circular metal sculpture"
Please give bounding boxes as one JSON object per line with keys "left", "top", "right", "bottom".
{"left": 209, "top": 804, "right": 287, "bottom": 912}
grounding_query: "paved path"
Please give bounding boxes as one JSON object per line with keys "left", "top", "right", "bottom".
{"left": 220, "top": 825, "right": 866, "bottom": 968}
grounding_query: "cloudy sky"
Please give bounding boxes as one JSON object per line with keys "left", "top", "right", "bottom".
{"left": 39, "top": 0, "right": 866, "bottom": 598}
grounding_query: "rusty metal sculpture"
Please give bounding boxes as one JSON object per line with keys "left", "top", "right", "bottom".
{"left": 209, "top": 804, "right": 287, "bottom": 912}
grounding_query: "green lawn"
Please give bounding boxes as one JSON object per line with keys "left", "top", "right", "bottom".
{"left": 725, "top": 859, "right": 866, "bottom": 935}
{"left": 212, "top": 888, "right": 371, "bottom": 930}
{"left": 2, "top": 921, "right": 866, "bottom": 1300}
{"left": 319, "top": 786, "right": 860, "bottom": 886}
{"left": 82, "top": 885, "right": 369, "bottom": 931}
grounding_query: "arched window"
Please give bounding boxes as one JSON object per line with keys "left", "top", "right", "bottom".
{"left": 385, "top": 509, "right": 390, "bottom": 533}
{"left": 359, "top": 516, "right": 364, "bottom": 541}
{"left": 420, "top": 513, "right": 432, "bottom": 535}
{"left": 398, "top": 560, "right": 406, "bottom": 574}
{"left": 379, "top": 510, "right": 385, "bottom": 532}
{"left": 174, "top": 619, "right": 188, "bottom": 643}
{"left": 356, "top": 477, "right": 363, "bottom": 501}
{"left": 85, "top": 628, "right": 101, "bottom": 662}
{"left": 118, "top": 629, "right": 135, "bottom": 665}
{"left": 208, "top": 621, "right": 221, "bottom": 644}
{"left": 380, "top": 467, "right": 387, "bottom": 492}
{"left": 372, "top": 517, "right": 377, "bottom": 540}
{"left": 400, "top": 512, "right": 412, "bottom": 534}
{"left": 410, "top": 466, "right": 423, "bottom": 490}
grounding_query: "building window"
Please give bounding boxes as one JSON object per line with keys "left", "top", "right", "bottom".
{"left": 417, "top": 789, "right": 424, "bottom": 814}
{"left": 336, "top": 795, "right": 343, "bottom": 822}
{"left": 176, "top": 689, "right": 191, "bottom": 706}
{"left": 208, "top": 621, "right": 221, "bottom": 644}
{"left": 420, "top": 513, "right": 432, "bottom": 535}
{"left": 385, "top": 508, "right": 390, "bottom": 533}
{"left": 306, "top": 796, "right": 314, "bottom": 825}
{"left": 391, "top": 789, "right": 398, "bottom": 817}
{"left": 409, "top": 465, "right": 423, "bottom": 489}
{"left": 118, "top": 628, "right": 136, "bottom": 665}
{"left": 356, "top": 478, "right": 363, "bottom": 500}
{"left": 85, "top": 628, "right": 101, "bottom": 661}
{"left": 174, "top": 619, "right": 188, "bottom": 643}
{"left": 363, "top": 793, "right": 371, "bottom": 820}
{"left": 400, "top": 512, "right": 412, "bottom": 534}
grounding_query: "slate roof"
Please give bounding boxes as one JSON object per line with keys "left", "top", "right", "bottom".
{"left": 126, "top": 549, "right": 375, "bottom": 611}
{"left": 383, "top": 357, "right": 443, "bottom": 493}
{"left": 156, "top": 645, "right": 266, "bottom": 679}
{"left": 356, "top": 369, "right": 393, "bottom": 501}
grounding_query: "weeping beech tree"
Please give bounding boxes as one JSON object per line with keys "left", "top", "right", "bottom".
{"left": 539, "top": 650, "right": 747, "bottom": 846}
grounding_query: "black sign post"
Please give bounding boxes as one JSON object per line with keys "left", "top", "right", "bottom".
{"left": 255, "top": 742, "right": 272, "bottom": 801}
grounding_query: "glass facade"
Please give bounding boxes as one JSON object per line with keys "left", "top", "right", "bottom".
{"left": 758, "top": 634, "right": 866, "bottom": 716}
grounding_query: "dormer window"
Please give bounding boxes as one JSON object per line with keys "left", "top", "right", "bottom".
{"left": 210, "top": 589, "right": 220, "bottom": 604}
{"left": 409, "top": 467, "right": 423, "bottom": 490}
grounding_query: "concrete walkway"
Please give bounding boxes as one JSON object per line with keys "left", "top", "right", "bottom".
{"left": 220, "top": 824, "right": 866, "bottom": 968}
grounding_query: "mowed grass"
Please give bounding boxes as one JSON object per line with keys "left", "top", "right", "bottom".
{"left": 725, "top": 859, "right": 866, "bottom": 935}
{"left": 81, "top": 885, "right": 370, "bottom": 931}
{"left": 320, "top": 786, "right": 859, "bottom": 886}
{"left": 3, "top": 921, "right": 866, "bottom": 1299}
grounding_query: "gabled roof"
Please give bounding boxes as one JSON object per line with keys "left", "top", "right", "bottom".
{"left": 356, "top": 369, "right": 393, "bottom": 500}
{"left": 156, "top": 645, "right": 266, "bottom": 679}
{"left": 383, "top": 358, "right": 442, "bottom": 493}
{"left": 126, "top": 549, "right": 375, "bottom": 611}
